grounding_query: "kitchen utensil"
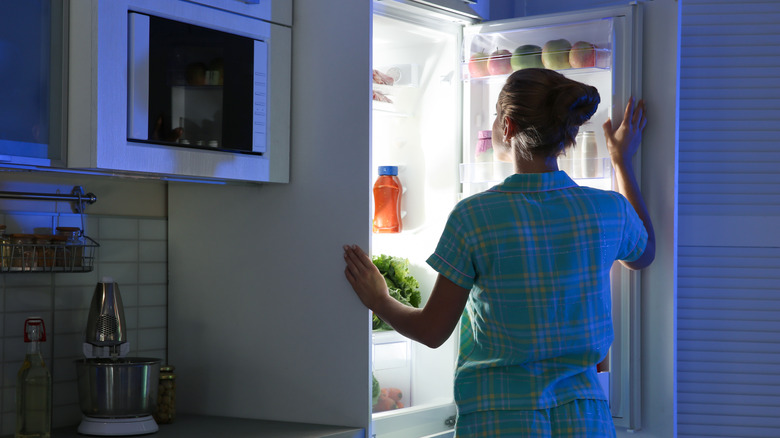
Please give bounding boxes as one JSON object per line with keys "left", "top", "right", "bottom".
{"left": 77, "top": 277, "right": 160, "bottom": 436}
{"left": 76, "top": 358, "right": 160, "bottom": 417}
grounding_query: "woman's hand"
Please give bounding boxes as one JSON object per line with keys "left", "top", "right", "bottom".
{"left": 603, "top": 97, "right": 647, "bottom": 167}
{"left": 343, "top": 244, "right": 389, "bottom": 310}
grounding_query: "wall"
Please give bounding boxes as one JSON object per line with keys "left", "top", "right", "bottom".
{"left": 0, "top": 171, "right": 168, "bottom": 434}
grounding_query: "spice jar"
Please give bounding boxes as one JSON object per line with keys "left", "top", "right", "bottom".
{"left": 0, "top": 225, "right": 9, "bottom": 270}
{"left": 55, "top": 227, "right": 83, "bottom": 267}
{"left": 50, "top": 235, "right": 70, "bottom": 269}
{"left": 9, "top": 234, "right": 36, "bottom": 271}
{"left": 154, "top": 365, "right": 176, "bottom": 424}
{"left": 33, "top": 234, "right": 56, "bottom": 270}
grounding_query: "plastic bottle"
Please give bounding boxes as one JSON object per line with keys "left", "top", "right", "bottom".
{"left": 16, "top": 317, "right": 52, "bottom": 438}
{"left": 373, "top": 166, "right": 402, "bottom": 233}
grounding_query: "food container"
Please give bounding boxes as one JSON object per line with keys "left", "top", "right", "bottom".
{"left": 154, "top": 365, "right": 177, "bottom": 424}
{"left": 9, "top": 234, "right": 36, "bottom": 271}
{"left": 56, "top": 226, "right": 83, "bottom": 267}
{"left": 75, "top": 358, "right": 161, "bottom": 418}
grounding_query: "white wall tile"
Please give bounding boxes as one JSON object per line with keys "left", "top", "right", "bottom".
{"left": 139, "top": 240, "right": 166, "bottom": 262}
{"left": 139, "top": 285, "right": 166, "bottom": 307}
{"left": 98, "top": 239, "right": 139, "bottom": 263}
{"left": 137, "top": 328, "right": 166, "bottom": 351}
{"left": 139, "top": 262, "right": 166, "bottom": 284}
{"left": 97, "top": 262, "right": 138, "bottom": 285}
{"left": 53, "top": 270, "right": 99, "bottom": 287}
{"left": 98, "top": 217, "right": 139, "bottom": 240}
{"left": 139, "top": 218, "right": 167, "bottom": 240}
{"left": 139, "top": 306, "right": 166, "bottom": 329}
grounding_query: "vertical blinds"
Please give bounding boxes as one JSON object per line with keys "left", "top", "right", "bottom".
{"left": 679, "top": 0, "right": 780, "bottom": 437}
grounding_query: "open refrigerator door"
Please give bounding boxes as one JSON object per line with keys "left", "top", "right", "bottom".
{"left": 371, "top": 3, "right": 642, "bottom": 436}
{"left": 461, "top": 6, "right": 643, "bottom": 431}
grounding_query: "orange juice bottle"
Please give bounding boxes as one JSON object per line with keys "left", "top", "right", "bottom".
{"left": 373, "top": 166, "right": 402, "bottom": 233}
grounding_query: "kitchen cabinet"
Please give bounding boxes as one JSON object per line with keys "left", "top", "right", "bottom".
{"left": 0, "top": 0, "right": 291, "bottom": 183}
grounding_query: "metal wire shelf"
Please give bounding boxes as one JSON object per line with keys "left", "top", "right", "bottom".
{"left": 1, "top": 235, "right": 99, "bottom": 273}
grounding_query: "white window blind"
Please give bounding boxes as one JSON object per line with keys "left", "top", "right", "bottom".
{"left": 679, "top": 0, "right": 780, "bottom": 437}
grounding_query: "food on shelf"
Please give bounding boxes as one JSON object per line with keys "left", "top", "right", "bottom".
{"left": 373, "top": 387, "right": 405, "bottom": 412}
{"left": 467, "top": 51, "right": 490, "bottom": 78}
{"left": 487, "top": 48, "right": 513, "bottom": 75}
{"left": 510, "top": 44, "right": 544, "bottom": 71}
{"left": 372, "top": 69, "right": 395, "bottom": 86}
{"left": 372, "top": 374, "right": 381, "bottom": 406}
{"left": 569, "top": 41, "right": 596, "bottom": 68}
{"left": 371, "top": 254, "right": 421, "bottom": 331}
{"left": 541, "top": 39, "right": 572, "bottom": 70}
{"left": 372, "top": 89, "right": 393, "bottom": 104}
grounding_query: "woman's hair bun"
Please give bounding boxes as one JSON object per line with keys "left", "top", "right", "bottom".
{"left": 551, "top": 82, "right": 600, "bottom": 127}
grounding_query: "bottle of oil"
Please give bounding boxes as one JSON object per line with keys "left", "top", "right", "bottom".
{"left": 16, "top": 317, "right": 51, "bottom": 438}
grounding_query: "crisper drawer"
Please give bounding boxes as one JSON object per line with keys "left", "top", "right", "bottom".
{"left": 372, "top": 330, "right": 456, "bottom": 438}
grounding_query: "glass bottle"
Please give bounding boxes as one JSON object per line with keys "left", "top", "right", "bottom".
{"left": 56, "top": 227, "right": 83, "bottom": 267}
{"left": 16, "top": 317, "right": 52, "bottom": 438}
{"left": 154, "top": 365, "right": 177, "bottom": 424}
{"left": 372, "top": 166, "right": 402, "bottom": 234}
{"left": 0, "top": 225, "right": 9, "bottom": 270}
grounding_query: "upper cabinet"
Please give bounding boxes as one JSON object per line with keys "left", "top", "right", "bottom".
{"left": 0, "top": 1, "right": 67, "bottom": 168}
{"left": 0, "top": 0, "right": 291, "bottom": 183}
{"left": 186, "top": 0, "right": 292, "bottom": 26}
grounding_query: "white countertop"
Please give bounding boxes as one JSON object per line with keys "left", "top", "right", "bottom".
{"left": 21, "top": 414, "right": 365, "bottom": 438}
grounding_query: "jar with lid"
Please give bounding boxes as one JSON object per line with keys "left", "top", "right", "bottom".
{"left": 154, "top": 365, "right": 176, "bottom": 424}
{"left": 33, "top": 234, "right": 56, "bottom": 270}
{"left": 55, "top": 227, "right": 83, "bottom": 267}
{"left": 50, "top": 235, "right": 69, "bottom": 269}
{"left": 579, "top": 131, "right": 600, "bottom": 178}
{"left": 0, "top": 225, "right": 9, "bottom": 270}
{"left": 9, "top": 234, "right": 36, "bottom": 271}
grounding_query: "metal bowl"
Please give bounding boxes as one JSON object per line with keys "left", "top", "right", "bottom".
{"left": 76, "top": 357, "right": 161, "bottom": 418}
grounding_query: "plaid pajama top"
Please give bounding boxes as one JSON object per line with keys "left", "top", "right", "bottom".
{"left": 426, "top": 171, "right": 647, "bottom": 415}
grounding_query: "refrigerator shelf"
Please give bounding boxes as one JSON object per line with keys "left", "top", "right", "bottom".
{"left": 459, "top": 159, "right": 613, "bottom": 184}
{"left": 462, "top": 65, "right": 611, "bottom": 82}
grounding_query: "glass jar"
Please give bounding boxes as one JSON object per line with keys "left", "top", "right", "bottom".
{"left": 154, "top": 365, "right": 176, "bottom": 424}
{"left": 9, "top": 234, "right": 36, "bottom": 271}
{"left": 33, "top": 234, "right": 56, "bottom": 270}
{"left": 0, "top": 225, "right": 9, "bottom": 270}
{"left": 49, "top": 235, "right": 70, "bottom": 269}
{"left": 55, "top": 227, "right": 83, "bottom": 267}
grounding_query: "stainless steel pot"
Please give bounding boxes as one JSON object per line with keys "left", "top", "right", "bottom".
{"left": 76, "top": 357, "right": 161, "bottom": 418}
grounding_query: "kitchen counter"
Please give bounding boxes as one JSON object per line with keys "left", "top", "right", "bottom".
{"left": 20, "top": 415, "right": 364, "bottom": 438}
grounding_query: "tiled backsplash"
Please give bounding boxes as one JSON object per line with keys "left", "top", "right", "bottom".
{"left": 0, "top": 211, "right": 167, "bottom": 435}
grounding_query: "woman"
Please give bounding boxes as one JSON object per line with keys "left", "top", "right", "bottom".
{"left": 344, "top": 68, "right": 655, "bottom": 437}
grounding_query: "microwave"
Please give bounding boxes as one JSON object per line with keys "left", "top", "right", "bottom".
{"left": 65, "top": 0, "right": 291, "bottom": 182}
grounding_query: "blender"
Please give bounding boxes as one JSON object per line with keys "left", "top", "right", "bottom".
{"left": 76, "top": 277, "right": 161, "bottom": 436}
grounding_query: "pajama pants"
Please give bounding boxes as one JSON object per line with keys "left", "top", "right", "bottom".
{"left": 455, "top": 399, "right": 616, "bottom": 438}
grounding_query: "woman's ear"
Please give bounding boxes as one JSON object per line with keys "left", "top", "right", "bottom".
{"left": 503, "top": 117, "right": 517, "bottom": 143}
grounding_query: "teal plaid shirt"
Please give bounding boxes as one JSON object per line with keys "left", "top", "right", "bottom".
{"left": 427, "top": 171, "right": 647, "bottom": 414}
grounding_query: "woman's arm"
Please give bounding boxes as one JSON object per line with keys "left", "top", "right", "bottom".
{"left": 343, "top": 245, "right": 469, "bottom": 348}
{"left": 603, "top": 98, "right": 656, "bottom": 270}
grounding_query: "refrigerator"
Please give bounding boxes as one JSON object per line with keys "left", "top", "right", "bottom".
{"left": 369, "top": 1, "right": 643, "bottom": 436}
